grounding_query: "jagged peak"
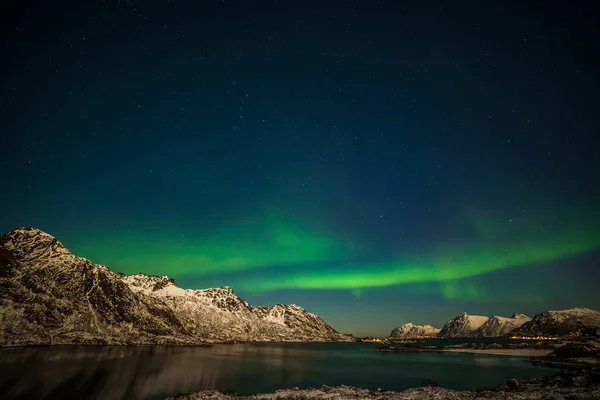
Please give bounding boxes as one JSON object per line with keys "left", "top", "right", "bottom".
{"left": 548, "top": 307, "right": 596, "bottom": 313}
{"left": 199, "top": 285, "right": 236, "bottom": 295}
{"left": 454, "top": 312, "right": 489, "bottom": 319}
{"left": 270, "top": 303, "right": 304, "bottom": 310}
{"left": 511, "top": 313, "right": 530, "bottom": 319}
{"left": 0, "top": 227, "right": 75, "bottom": 262}
{"left": 1, "top": 227, "right": 64, "bottom": 246}
{"left": 126, "top": 272, "right": 175, "bottom": 282}
{"left": 6, "top": 227, "right": 52, "bottom": 236}
{"left": 447, "top": 312, "right": 472, "bottom": 322}
{"left": 392, "top": 322, "right": 438, "bottom": 331}
{"left": 120, "top": 273, "right": 178, "bottom": 294}
{"left": 390, "top": 322, "right": 440, "bottom": 338}
{"left": 535, "top": 308, "right": 600, "bottom": 319}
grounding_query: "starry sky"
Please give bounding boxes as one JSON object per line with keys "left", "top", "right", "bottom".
{"left": 2, "top": 0, "right": 599, "bottom": 336}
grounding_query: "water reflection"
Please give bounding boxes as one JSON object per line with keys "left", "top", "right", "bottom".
{"left": 0, "top": 343, "right": 556, "bottom": 400}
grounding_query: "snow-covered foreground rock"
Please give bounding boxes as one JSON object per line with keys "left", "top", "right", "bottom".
{"left": 167, "top": 370, "right": 600, "bottom": 400}
{"left": 0, "top": 228, "right": 351, "bottom": 346}
{"left": 389, "top": 323, "right": 440, "bottom": 338}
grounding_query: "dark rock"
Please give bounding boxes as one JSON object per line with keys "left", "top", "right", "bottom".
{"left": 507, "top": 378, "right": 519, "bottom": 391}
{"left": 421, "top": 379, "right": 439, "bottom": 387}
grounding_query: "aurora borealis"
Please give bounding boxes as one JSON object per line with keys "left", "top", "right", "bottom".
{"left": 65, "top": 206, "right": 600, "bottom": 293}
{"left": 2, "top": 1, "right": 599, "bottom": 336}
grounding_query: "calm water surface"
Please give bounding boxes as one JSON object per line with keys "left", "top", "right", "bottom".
{"left": 0, "top": 342, "right": 557, "bottom": 400}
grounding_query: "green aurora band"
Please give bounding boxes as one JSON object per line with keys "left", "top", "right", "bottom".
{"left": 67, "top": 217, "right": 346, "bottom": 276}
{"left": 230, "top": 234, "right": 599, "bottom": 293}
{"left": 65, "top": 208, "right": 600, "bottom": 295}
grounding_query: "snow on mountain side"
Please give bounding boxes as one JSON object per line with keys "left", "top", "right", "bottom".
{"left": 119, "top": 274, "right": 186, "bottom": 297}
{"left": 512, "top": 308, "right": 600, "bottom": 337}
{"left": 389, "top": 323, "right": 440, "bottom": 338}
{"left": 121, "top": 273, "right": 347, "bottom": 342}
{"left": 0, "top": 228, "right": 191, "bottom": 346}
{"left": 473, "top": 314, "right": 531, "bottom": 337}
{"left": 438, "top": 313, "right": 489, "bottom": 338}
{"left": 0, "top": 228, "right": 350, "bottom": 346}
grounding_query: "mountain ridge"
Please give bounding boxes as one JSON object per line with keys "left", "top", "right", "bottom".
{"left": 401, "top": 309, "right": 599, "bottom": 338}
{"left": 389, "top": 323, "right": 440, "bottom": 338}
{"left": 512, "top": 308, "right": 600, "bottom": 337}
{"left": 0, "top": 227, "right": 351, "bottom": 346}
{"left": 438, "top": 312, "right": 489, "bottom": 338}
{"left": 473, "top": 314, "right": 531, "bottom": 337}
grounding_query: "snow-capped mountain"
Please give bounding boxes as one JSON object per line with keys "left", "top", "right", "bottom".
{"left": 0, "top": 228, "right": 351, "bottom": 346}
{"left": 472, "top": 313, "right": 531, "bottom": 337}
{"left": 389, "top": 323, "right": 440, "bottom": 338}
{"left": 437, "top": 312, "right": 489, "bottom": 338}
{"left": 120, "top": 274, "right": 348, "bottom": 342}
{"left": 511, "top": 308, "right": 600, "bottom": 337}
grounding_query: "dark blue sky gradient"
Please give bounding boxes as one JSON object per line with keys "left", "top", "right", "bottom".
{"left": 2, "top": 0, "right": 599, "bottom": 335}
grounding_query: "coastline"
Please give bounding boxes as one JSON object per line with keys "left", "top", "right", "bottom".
{"left": 376, "top": 346, "right": 554, "bottom": 357}
{"left": 376, "top": 340, "right": 600, "bottom": 362}
{"left": 0, "top": 339, "right": 359, "bottom": 349}
{"left": 165, "top": 368, "right": 600, "bottom": 400}
{"left": 442, "top": 348, "right": 553, "bottom": 357}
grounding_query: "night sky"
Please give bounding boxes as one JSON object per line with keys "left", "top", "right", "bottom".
{"left": 2, "top": 1, "right": 599, "bottom": 336}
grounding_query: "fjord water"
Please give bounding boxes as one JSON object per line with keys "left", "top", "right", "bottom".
{"left": 0, "top": 342, "right": 556, "bottom": 400}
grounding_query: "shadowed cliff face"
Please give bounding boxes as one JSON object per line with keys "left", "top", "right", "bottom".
{"left": 0, "top": 228, "right": 350, "bottom": 346}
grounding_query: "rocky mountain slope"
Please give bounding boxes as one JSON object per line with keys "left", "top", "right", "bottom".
{"left": 389, "top": 323, "right": 440, "bottom": 338}
{"left": 120, "top": 273, "right": 348, "bottom": 342}
{"left": 512, "top": 308, "right": 600, "bottom": 337}
{"left": 472, "top": 313, "right": 531, "bottom": 337}
{"left": 0, "top": 228, "right": 350, "bottom": 346}
{"left": 438, "top": 312, "right": 489, "bottom": 338}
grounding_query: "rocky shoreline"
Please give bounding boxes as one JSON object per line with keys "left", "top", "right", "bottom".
{"left": 529, "top": 342, "right": 600, "bottom": 369}
{"left": 166, "top": 368, "right": 600, "bottom": 400}
{"left": 377, "top": 341, "right": 600, "bottom": 368}
{"left": 376, "top": 340, "right": 561, "bottom": 353}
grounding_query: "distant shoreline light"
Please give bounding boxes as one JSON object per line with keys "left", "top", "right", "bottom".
{"left": 508, "top": 336, "right": 561, "bottom": 340}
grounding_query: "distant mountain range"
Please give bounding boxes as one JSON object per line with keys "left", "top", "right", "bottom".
{"left": 390, "top": 309, "right": 600, "bottom": 339}
{"left": 389, "top": 323, "right": 440, "bottom": 338}
{"left": 0, "top": 228, "right": 351, "bottom": 346}
{"left": 437, "top": 312, "right": 532, "bottom": 338}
